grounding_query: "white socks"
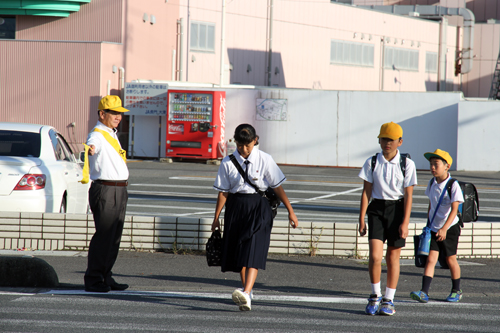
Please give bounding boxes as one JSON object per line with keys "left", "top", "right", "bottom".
{"left": 371, "top": 282, "right": 382, "bottom": 297}
{"left": 385, "top": 287, "right": 396, "bottom": 301}
{"left": 371, "top": 283, "right": 396, "bottom": 300}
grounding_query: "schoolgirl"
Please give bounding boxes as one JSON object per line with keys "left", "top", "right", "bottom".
{"left": 212, "top": 124, "right": 298, "bottom": 311}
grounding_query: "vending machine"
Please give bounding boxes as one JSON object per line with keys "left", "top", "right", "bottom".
{"left": 166, "top": 90, "right": 226, "bottom": 159}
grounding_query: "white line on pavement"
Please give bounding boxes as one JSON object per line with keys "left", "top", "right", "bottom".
{"left": 127, "top": 204, "right": 210, "bottom": 210}
{"left": 304, "top": 187, "right": 363, "bottom": 201}
{"left": 37, "top": 290, "right": 496, "bottom": 309}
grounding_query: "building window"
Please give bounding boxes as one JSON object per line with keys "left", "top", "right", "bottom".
{"left": 0, "top": 16, "right": 15, "bottom": 39}
{"left": 190, "top": 21, "right": 215, "bottom": 52}
{"left": 425, "top": 52, "right": 438, "bottom": 73}
{"left": 330, "top": 39, "right": 374, "bottom": 67}
{"left": 384, "top": 47, "right": 419, "bottom": 71}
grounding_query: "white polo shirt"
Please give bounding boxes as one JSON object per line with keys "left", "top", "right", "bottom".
{"left": 214, "top": 149, "right": 286, "bottom": 193}
{"left": 426, "top": 174, "right": 464, "bottom": 232}
{"left": 86, "top": 121, "right": 129, "bottom": 181}
{"left": 358, "top": 150, "right": 417, "bottom": 200}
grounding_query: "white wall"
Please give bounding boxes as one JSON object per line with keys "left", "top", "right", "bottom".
{"left": 457, "top": 100, "right": 500, "bottom": 171}
{"left": 226, "top": 88, "right": 463, "bottom": 170}
{"left": 343, "top": 91, "right": 461, "bottom": 170}
{"left": 130, "top": 84, "right": 500, "bottom": 171}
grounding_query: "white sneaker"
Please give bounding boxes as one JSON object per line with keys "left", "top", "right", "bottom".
{"left": 236, "top": 288, "right": 253, "bottom": 299}
{"left": 232, "top": 289, "right": 251, "bottom": 311}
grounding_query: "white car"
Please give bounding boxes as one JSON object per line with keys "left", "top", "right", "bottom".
{"left": 0, "top": 122, "right": 90, "bottom": 213}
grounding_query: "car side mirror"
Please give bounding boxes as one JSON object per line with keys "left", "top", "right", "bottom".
{"left": 79, "top": 151, "right": 85, "bottom": 163}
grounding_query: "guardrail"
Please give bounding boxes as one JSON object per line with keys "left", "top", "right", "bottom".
{"left": 0, "top": 212, "right": 498, "bottom": 258}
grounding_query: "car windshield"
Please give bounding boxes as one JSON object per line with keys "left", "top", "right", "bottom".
{"left": 0, "top": 130, "right": 41, "bottom": 157}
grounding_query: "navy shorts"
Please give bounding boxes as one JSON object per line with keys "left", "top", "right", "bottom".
{"left": 430, "top": 223, "right": 461, "bottom": 257}
{"left": 367, "top": 199, "right": 405, "bottom": 248}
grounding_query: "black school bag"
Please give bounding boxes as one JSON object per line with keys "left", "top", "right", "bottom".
{"left": 371, "top": 153, "right": 411, "bottom": 177}
{"left": 430, "top": 177, "right": 480, "bottom": 226}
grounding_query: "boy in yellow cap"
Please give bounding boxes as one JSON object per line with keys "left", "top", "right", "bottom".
{"left": 358, "top": 121, "right": 417, "bottom": 316}
{"left": 410, "top": 149, "right": 464, "bottom": 303}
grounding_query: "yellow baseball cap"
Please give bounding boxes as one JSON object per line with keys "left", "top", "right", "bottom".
{"left": 98, "top": 95, "right": 129, "bottom": 112}
{"left": 378, "top": 122, "right": 403, "bottom": 140}
{"left": 424, "top": 149, "right": 453, "bottom": 166}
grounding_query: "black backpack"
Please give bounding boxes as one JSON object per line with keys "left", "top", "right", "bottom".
{"left": 428, "top": 178, "right": 479, "bottom": 226}
{"left": 371, "top": 153, "right": 411, "bottom": 177}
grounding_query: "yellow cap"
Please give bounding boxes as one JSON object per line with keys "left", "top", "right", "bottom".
{"left": 98, "top": 95, "right": 129, "bottom": 112}
{"left": 378, "top": 122, "right": 403, "bottom": 140}
{"left": 424, "top": 149, "right": 453, "bottom": 167}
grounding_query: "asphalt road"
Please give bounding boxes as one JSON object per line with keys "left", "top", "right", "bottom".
{"left": 1, "top": 160, "right": 499, "bottom": 332}
{"left": 0, "top": 251, "right": 499, "bottom": 332}
{"left": 126, "top": 160, "right": 500, "bottom": 224}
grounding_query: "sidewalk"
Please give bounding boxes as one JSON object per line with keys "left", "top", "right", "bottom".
{"left": 1, "top": 250, "right": 499, "bottom": 303}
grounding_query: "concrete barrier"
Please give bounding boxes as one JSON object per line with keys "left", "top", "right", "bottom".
{"left": 0, "top": 256, "right": 59, "bottom": 287}
{"left": 0, "top": 212, "right": 499, "bottom": 259}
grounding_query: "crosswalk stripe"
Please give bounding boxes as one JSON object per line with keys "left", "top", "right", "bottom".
{"left": 35, "top": 290, "right": 496, "bottom": 309}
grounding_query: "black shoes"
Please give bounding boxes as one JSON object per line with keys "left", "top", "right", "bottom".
{"left": 85, "top": 281, "right": 129, "bottom": 292}
{"left": 85, "top": 282, "right": 111, "bottom": 293}
{"left": 109, "top": 281, "right": 129, "bottom": 291}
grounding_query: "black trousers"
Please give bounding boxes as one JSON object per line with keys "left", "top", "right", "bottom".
{"left": 84, "top": 182, "right": 128, "bottom": 287}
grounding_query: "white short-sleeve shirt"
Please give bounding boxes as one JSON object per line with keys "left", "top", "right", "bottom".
{"left": 213, "top": 149, "right": 286, "bottom": 193}
{"left": 358, "top": 150, "right": 417, "bottom": 200}
{"left": 425, "top": 174, "right": 465, "bottom": 232}
{"left": 86, "top": 121, "right": 129, "bottom": 181}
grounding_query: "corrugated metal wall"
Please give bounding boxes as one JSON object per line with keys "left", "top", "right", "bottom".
{"left": 16, "top": 0, "right": 123, "bottom": 43}
{"left": 0, "top": 40, "right": 102, "bottom": 150}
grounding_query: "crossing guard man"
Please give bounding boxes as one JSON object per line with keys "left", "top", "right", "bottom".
{"left": 83, "top": 95, "right": 130, "bottom": 293}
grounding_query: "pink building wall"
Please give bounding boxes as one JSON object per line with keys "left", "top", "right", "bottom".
{"left": 1, "top": 0, "right": 181, "bottom": 149}
{"left": 121, "top": 0, "right": 179, "bottom": 82}
{"left": 462, "top": 23, "right": 500, "bottom": 97}
{"left": 181, "top": 0, "right": 460, "bottom": 91}
{"left": 350, "top": 0, "right": 500, "bottom": 96}
{"left": 353, "top": 0, "right": 500, "bottom": 21}
{"left": 1, "top": 0, "right": 496, "bottom": 152}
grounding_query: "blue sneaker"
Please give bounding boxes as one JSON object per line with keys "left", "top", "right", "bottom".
{"left": 378, "top": 298, "right": 395, "bottom": 316}
{"left": 446, "top": 289, "right": 463, "bottom": 302}
{"left": 365, "top": 294, "right": 382, "bottom": 315}
{"left": 410, "top": 290, "right": 429, "bottom": 303}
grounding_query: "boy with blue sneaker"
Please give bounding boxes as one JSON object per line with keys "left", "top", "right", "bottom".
{"left": 358, "top": 122, "right": 417, "bottom": 316}
{"left": 410, "top": 149, "right": 464, "bottom": 303}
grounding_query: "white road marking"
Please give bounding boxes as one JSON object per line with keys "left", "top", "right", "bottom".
{"left": 35, "top": 290, "right": 495, "bottom": 309}
{"left": 0, "top": 292, "right": 36, "bottom": 296}
{"left": 127, "top": 204, "right": 210, "bottom": 211}
{"left": 303, "top": 187, "right": 363, "bottom": 201}
{"left": 176, "top": 210, "right": 215, "bottom": 216}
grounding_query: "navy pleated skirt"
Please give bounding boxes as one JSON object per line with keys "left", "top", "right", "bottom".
{"left": 221, "top": 192, "right": 273, "bottom": 273}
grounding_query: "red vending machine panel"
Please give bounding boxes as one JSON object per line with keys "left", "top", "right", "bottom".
{"left": 166, "top": 90, "right": 226, "bottom": 159}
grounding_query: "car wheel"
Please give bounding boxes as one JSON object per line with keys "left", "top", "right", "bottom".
{"left": 59, "top": 196, "right": 67, "bottom": 214}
